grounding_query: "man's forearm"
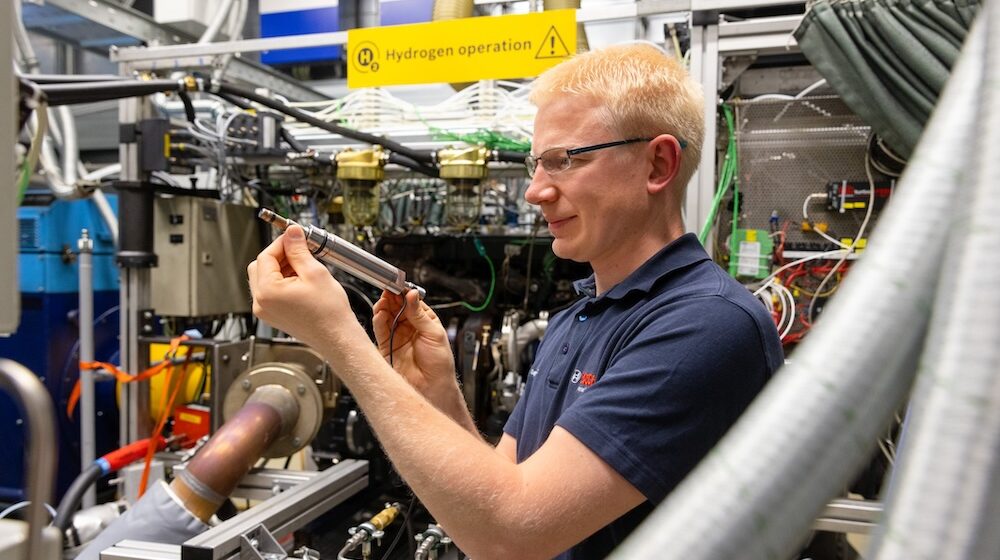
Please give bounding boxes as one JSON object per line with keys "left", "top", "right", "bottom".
{"left": 428, "top": 382, "right": 480, "bottom": 437}
{"left": 317, "top": 324, "right": 532, "bottom": 558}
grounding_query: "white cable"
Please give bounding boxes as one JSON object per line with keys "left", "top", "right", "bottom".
{"left": 802, "top": 192, "right": 850, "bottom": 249}
{"left": 752, "top": 249, "right": 849, "bottom": 296}
{"left": 794, "top": 79, "right": 828, "bottom": 99}
{"left": 806, "top": 152, "right": 879, "bottom": 322}
{"left": 0, "top": 501, "right": 56, "bottom": 520}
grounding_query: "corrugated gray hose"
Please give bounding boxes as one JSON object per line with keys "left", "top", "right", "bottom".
{"left": 610, "top": 8, "right": 989, "bottom": 560}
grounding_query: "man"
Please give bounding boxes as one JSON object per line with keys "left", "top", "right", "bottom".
{"left": 248, "top": 43, "right": 783, "bottom": 559}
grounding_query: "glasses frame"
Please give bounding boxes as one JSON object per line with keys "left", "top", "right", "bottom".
{"left": 525, "top": 137, "right": 653, "bottom": 178}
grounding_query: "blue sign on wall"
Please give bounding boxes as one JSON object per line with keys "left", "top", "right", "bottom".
{"left": 260, "top": 0, "right": 434, "bottom": 66}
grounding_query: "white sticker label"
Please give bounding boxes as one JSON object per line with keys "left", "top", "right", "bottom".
{"left": 738, "top": 241, "right": 762, "bottom": 276}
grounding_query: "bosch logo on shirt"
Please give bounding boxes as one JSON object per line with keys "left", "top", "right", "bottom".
{"left": 571, "top": 369, "right": 598, "bottom": 392}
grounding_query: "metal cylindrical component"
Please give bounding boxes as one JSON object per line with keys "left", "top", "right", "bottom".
{"left": 258, "top": 112, "right": 281, "bottom": 152}
{"left": 0, "top": 359, "right": 57, "bottom": 560}
{"left": 305, "top": 227, "right": 404, "bottom": 291}
{"left": 258, "top": 208, "right": 426, "bottom": 298}
{"left": 78, "top": 229, "right": 97, "bottom": 508}
{"left": 116, "top": 182, "right": 157, "bottom": 268}
{"left": 172, "top": 391, "right": 294, "bottom": 522}
{"left": 245, "top": 384, "right": 300, "bottom": 435}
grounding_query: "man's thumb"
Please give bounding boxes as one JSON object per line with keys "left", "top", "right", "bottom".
{"left": 282, "top": 225, "right": 316, "bottom": 266}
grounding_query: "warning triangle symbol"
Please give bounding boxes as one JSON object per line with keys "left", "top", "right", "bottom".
{"left": 535, "top": 26, "right": 571, "bottom": 59}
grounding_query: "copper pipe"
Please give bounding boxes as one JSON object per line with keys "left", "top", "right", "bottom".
{"left": 170, "top": 396, "right": 289, "bottom": 522}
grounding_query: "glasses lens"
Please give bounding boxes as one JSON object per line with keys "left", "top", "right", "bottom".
{"left": 540, "top": 149, "right": 570, "bottom": 175}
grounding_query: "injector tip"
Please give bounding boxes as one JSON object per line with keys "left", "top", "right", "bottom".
{"left": 258, "top": 208, "right": 295, "bottom": 231}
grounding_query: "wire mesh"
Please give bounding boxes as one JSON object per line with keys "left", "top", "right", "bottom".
{"left": 722, "top": 95, "right": 879, "bottom": 251}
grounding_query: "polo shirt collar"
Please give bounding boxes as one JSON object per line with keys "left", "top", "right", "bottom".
{"left": 572, "top": 233, "right": 710, "bottom": 302}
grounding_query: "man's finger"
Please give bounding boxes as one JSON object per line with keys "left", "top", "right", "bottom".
{"left": 281, "top": 226, "right": 326, "bottom": 280}
{"left": 404, "top": 290, "right": 439, "bottom": 333}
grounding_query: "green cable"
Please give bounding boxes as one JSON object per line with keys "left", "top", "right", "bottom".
{"left": 729, "top": 158, "right": 740, "bottom": 277}
{"left": 697, "top": 104, "right": 738, "bottom": 244}
{"left": 16, "top": 160, "right": 31, "bottom": 206}
{"left": 461, "top": 237, "right": 496, "bottom": 312}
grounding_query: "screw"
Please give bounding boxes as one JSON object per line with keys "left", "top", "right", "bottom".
{"left": 297, "top": 384, "right": 306, "bottom": 395}
{"left": 222, "top": 354, "right": 230, "bottom": 363}
{"left": 292, "top": 437, "right": 302, "bottom": 447}
{"left": 242, "top": 379, "right": 251, "bottom": 390}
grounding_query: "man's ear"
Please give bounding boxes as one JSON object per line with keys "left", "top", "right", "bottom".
{"left": 646, "top": 134, "right": 683, "bottom": 195}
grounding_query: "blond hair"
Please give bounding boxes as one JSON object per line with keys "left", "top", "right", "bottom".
{"left": 530, "top": 43, "right": 705, "bottom": 190}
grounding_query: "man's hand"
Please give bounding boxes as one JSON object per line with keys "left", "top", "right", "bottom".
{"left": 247, "top": 225, "right": 366, "bottom": 350}
{"left": 373, "top": 291, "right": 476, "bottom": 433}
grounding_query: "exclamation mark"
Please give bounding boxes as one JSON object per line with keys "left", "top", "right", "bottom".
{"left": 550, "top": 36, "right": 555, "bottom": 55}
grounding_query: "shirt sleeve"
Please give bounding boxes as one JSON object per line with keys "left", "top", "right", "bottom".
{"left": 555, "top": 295, "right": 771, "bottom": 503}
{"left": 503, "top": 386, "right": 526, "bottom": 439}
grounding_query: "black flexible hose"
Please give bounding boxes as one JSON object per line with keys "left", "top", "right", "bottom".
{"left": 214, "top": 91, "right": 254, "bottom": 111}
{"left": 16, "top": 73, "right": 127, "bottom": 85}
{"left": 177, "top": 90, "right": 197, "bottom": 123}
{"left": 280, "top": 127, "right": 309, "bottom": 153}
{"left": 52, "top": 463, "right": 103, "bottom": 532}
{"left": 212, "top": 81, "right": 436, "bottom": 166}
{"left": 495, "top": 149, "right": 529, "bottom": 163}
{"left": 39, "top": 80, "right": 184, "bottom": 107}
{"left": 388, "top": 151, "right": 440, "bottom": 178}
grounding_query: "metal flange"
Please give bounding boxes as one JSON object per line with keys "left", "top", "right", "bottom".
{"left": 223, "top": 362, "right": 323, "bottom": 458}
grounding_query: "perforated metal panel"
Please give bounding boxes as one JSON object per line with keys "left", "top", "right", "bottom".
{"left": 717, "top": 96, "right": 881, "bottom": 252}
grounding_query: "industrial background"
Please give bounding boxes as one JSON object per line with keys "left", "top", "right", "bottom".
{"left": 0, "top": 1, "right": 993, "bottom": 560}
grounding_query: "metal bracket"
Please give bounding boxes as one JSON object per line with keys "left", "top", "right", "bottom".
{"left": 239, "top": 525, "right": 285, "bottom": 560}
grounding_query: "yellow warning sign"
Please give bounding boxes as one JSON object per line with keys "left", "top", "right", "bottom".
{"left": 347, "top": 10, "right": 576, "bottom": 88}
{"left": 536, "top": 26, "right": 571, "bottom": 59}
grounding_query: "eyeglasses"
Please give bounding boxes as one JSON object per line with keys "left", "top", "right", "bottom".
{"left": 525, "top": 138, "right": 652, "bottom": 178}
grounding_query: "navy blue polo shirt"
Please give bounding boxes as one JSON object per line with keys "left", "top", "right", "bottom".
{"left": 503, "top": 233, "right": 783, "bottom": 559}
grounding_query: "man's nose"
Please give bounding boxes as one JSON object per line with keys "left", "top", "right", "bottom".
{"left": 524, "top": 171, "right": 557, "bottom": 206}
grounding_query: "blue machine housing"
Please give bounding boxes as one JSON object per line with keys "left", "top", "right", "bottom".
{"left": 0, "top": 196, "right": 121, "bottom": 503}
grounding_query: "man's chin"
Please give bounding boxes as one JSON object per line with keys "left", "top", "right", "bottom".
{"left": 550, "top": 241, "right": 586, "bottom": 263}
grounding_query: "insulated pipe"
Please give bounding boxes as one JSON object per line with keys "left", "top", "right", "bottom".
{"left": 13, "top": 1, "right": 40, "bottom": 73}
{"left": 58, "top": 105, "right": 79, "bottom": 185}
{"left": 15, "top": 0, "right": 89, "bottom": 200}
{"left": 198, "top": 0, "right": 237, "bottom": 44}
{"left": 170, "top": 385, "right": 299, "bottom": 522}
{"left": 82, "top": 165, "right": 122, "bottom": 248}
{"left": 224, "top": 0, "right": 249, "bottom": 43}
{"left": 32, "top": 113, "right": 88, "bottom": 199}
{"left": 78, "top": 230, "right": 97, "bottom": 508}
{"left": 870, "top": 4, "right": 1000, "bottom": 558}
{"left": 610, "top": 14, "right": 985, "bottom": 560}
{"left": 0, "top": 359, "right": 57, "bottom": 560}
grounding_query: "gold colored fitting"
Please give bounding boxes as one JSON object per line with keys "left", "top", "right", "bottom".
{"left": 438, "top": 145, "right": 490, "bottom": 180}
{"left": 335, "top": 146, "right": 387, "bottom": 181}
{"left": 369, "top": 503, "right": 401, "bottom": 531}
{"left": 183, "top": 75, "right": 198, "bottom": 91}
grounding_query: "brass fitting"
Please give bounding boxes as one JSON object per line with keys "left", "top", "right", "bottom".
{"left": 183, "top": 75, "right": 198, "bottom": 91}
{"left": 438, "top": 145, "right": 489, "bottom": 180}
{"left": 336, "top": 146, "right": 387, "bottom": 181}
{"left": 368, "top": 503, "right": 401, "bottom": 531}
